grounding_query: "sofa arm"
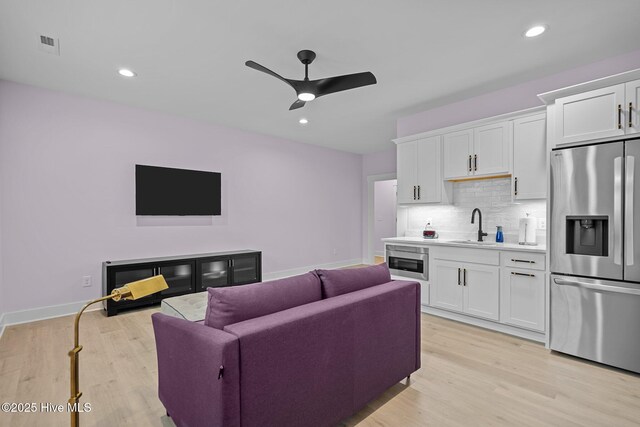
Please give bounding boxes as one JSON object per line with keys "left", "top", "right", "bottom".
{"left": 152, "top": 313, "right": 240, "bottom": 427}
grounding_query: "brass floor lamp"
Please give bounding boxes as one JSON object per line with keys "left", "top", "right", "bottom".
{"left": 68, "top": 275, "right": 168, "bottom": 427}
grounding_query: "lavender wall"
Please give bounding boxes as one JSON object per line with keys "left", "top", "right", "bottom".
{"left": 0, "top": 167, "right": 3, "bottom": 320}
{"left": 0, "top": 80, "right": 363, "bottom": 313}
{"left": 397, "top": 49, "right": 640, "bottom": 137}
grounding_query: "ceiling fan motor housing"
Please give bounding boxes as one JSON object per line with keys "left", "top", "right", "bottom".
{"left": 297, "top": 50, "right": 316, "bottom": 65}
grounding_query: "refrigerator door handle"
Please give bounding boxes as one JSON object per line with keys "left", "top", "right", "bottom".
{"left": 626, "top": 155, "right": 635, "bottom": 266}
{"left": 554, "top": 278, "right": 640, "bottom": 296}
{"left": 614, "top": 156, "right": 623, "bottom": 266}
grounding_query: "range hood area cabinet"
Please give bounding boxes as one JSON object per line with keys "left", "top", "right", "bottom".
{"left": 396, "top": 135, "right": 446, "bottom": 204}
{"left": 552, "top": 79, "right": 640, "bottom": 146}
{"left": 443, "top": 121, "right": 511, "bottom": 180}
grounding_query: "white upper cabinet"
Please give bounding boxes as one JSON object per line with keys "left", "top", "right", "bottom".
{"left": 443, "top": 129, "right": 473, "bottom": 179}
{"left": 627, "top": 79, "right": 640, "bottom": 136}
{"left": 473, "top": 121, "right": 511, "bottom": 177}
{"left": 396, "top": 136, "right": 443, "bottom": 204}
{"left": 555, "top": 84, "right": 626, "bottom": 145}
{"left": 540, "top": 69, "right": 640, "bottom": 147}
{"left": 512, "top": 113, "right": 547, "bottom": 200}
{"left": 416, "top": 136, "right": 442, "bottom": 203}
{"left": 443, "top": 122, "right": 510, "bottom": 180}
{"left": 397, "top": 141, "right": 418, "bottom": 204}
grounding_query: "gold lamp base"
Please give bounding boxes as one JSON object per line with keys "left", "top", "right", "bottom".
{"left": 68, "top": 275, "right": 168, "bottom": 427}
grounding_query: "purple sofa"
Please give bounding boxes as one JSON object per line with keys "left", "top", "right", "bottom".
{"left": 152, "top": 264, "right": 421, "bottom": 427}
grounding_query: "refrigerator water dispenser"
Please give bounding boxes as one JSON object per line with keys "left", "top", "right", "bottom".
{"left": 566, "top": 216, "right": 608, "bottom": 256}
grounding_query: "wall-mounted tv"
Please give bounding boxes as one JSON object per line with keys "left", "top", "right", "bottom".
{"left": 136, "top": 164, "right": 221, "bottom": 216}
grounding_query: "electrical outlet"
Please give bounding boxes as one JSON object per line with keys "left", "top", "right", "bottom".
{"left": 538, "top": 218, "right": 547, "bottom": 230}
{"left": 82, "top": 276, "right": 92, "bottom": 287}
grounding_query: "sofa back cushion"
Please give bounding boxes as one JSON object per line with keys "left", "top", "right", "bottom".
{"left": 205, "top": 272, "right": 322, "bottom": 329}
{"left": 316, "top": 263, "right": 392, "bottom": 298}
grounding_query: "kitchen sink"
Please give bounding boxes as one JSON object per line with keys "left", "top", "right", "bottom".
{"left": 448, "top": 240, "right": 497, "bottom": 246}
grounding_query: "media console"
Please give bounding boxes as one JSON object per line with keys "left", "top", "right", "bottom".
{"left": 102, "top": 250, "right": 262, "bottom": 316}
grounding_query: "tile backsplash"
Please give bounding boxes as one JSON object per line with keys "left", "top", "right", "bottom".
{"left": 401, "top": 178, "right": 546, "bottom": 245}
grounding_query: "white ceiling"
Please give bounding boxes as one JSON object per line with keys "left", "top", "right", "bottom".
{"left": 1, "top": 0, "right": 640, "bottom": 154}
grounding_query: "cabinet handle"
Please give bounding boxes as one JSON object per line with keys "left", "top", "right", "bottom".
{"left": 457, "top": 268, "right": 461, "bottom": 286}
{"left": 417, "top": 185, "right": 421, "bottom": 200}
{"left": 511, "top": 271, "right": 535, "bottom": 277}
{"left": 468, "top": 155, "right": 472, "bottom": 172}
{"left": 618, "top": 104, "right": 622, "bottom": 129}
{"left": 463, "top": 268, "right": 467, "bottom": 286}
{"left": 474, "top": 154, "right": 477, "bottom": 171}
{"left": 511, "top": 259, "right": 535, "bottom": 264}
{"left": 630, "top": 102, "right": 634, "bottom": 128}
{"left": 413, "top": 185, "right": 416, "bottom": 200}
{"left": 514, "top": 177, "right": 518, "bottom": 196}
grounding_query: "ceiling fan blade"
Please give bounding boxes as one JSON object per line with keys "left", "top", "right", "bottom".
{"left": 313, "top": 72, "right": 377, "bottom": 98}
{"left": 289, "top": 99, "right": 306, "bottom": 110}
{"left": 245, "top": 60, "right": 298, "bottom": 90}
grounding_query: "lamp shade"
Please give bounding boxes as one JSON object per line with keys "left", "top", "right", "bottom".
{"left": 111, "top": 275, "right": 168, "bottom": 301}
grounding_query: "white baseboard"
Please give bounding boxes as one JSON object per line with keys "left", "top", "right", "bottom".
{"left": 0, "top": 258, "right": 367, "bottom": 334}
{"left": 421, "top": 304, "right": 546, "bottom": 343}
{"left": 262, "top": 258, "right": 365, "bottom": 281}
{"left": 0, "top": 300, "right": 101, "bottom": 337}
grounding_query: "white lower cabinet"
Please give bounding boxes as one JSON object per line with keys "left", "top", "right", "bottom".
{"left": 500, "top": 268, "right": 545, "bottom": 332}
{"left": 430, "top": 259, "right": 499, "bottom": 321}
{"left": 463, "top": 264, "right": 500, "bottom": 321}
{"left": 428, "top": 247, "right": 547, "bottom": 339}
{"left": 430, "top": 260, "right": 463, "bottom": 312}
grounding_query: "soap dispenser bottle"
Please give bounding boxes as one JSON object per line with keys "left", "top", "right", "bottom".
{"left": 496, "top": 226, "right": 504, "bottom": 243}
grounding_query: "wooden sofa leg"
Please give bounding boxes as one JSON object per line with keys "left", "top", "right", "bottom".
{"left": 406, "top": 375, "right": 411, "bottom": 384}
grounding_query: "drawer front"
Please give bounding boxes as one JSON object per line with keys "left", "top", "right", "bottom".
{"left": 433, "top": 246, "right": 499, "bottom": 266}
{"left": 501, "top": 251, "right": 546, "bottom": 271}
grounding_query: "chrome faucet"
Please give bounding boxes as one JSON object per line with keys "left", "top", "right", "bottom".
{"left": 471, "top": 208, "right": 488, "bottom": 242}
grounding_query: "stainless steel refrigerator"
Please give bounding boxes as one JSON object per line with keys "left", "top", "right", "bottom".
{"left": 550, "top": 140, "right": 640, "bottom": 373}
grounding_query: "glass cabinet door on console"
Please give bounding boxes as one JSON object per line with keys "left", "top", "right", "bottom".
{"left": 197, "top": 257, "right": 231, "bottom": 290}
{"left": 231, "top": 254, "right": 261, "bottom": 285}
{"left": 107, "top": 265, "right": 156, "bottom": 314}
{"left": 157, "top": 261, "right": 195, "bottom": 297}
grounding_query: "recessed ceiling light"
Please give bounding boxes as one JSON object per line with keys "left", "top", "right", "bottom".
{"left": 118, "top": 68, "right": 137, "bottom": 77}
{"left": 299, "top": 118, "right": 309, "bottom": 125}
{"left": 525, "top": 25, "right": 546, "bottom": 38}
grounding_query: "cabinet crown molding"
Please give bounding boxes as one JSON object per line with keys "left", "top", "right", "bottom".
{"left": 393, "top": 106, "right": 545, "bottom": 145}
{"left": 538, "top": 67, "right": 640, "bottom": 105}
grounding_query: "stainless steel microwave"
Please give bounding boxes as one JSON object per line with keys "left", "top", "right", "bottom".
{"left": 386, "top": 245, "right": 428, "bottom": 281}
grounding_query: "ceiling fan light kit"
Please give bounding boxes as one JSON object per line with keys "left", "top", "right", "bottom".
{"left": 245, "top": 49, "right": 377, "bottom": 110}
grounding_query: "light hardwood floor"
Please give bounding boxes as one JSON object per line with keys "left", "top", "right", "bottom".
{"left": 1, "top": 308, "right": 639, "bottom": 426}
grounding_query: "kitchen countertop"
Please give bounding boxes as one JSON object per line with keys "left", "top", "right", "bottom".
{"left": 382, "top": 237, "right": 547, "bottom": 253}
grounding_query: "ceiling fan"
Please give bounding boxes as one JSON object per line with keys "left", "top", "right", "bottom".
{"left": 245, "top": 50, "right": 377, "bottom": 110}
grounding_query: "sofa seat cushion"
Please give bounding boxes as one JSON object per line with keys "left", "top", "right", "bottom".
{"left": 205, "top": 272, "right": 322, "bottom": 330}
{"left": 316, "top": 263, "right": 391, "bottom": 298}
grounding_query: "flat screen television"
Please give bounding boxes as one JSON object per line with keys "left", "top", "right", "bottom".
{"left": 135, "top": 164, "right": 221, "bottom": 215}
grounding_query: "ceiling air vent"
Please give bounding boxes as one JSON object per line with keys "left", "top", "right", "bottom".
{"left": 38, "top": 34, "right": 60, "bottom": 55}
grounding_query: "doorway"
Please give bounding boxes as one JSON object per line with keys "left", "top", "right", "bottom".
{"left": 367, "top": 173, "right": 397, "bottom": 265}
